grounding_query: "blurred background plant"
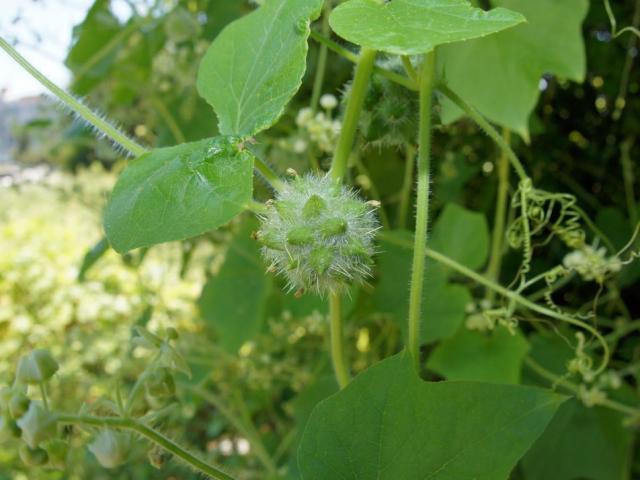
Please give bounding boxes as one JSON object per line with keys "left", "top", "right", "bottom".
{"left": 0, "top": 0, "right": 639, "bottom": 479}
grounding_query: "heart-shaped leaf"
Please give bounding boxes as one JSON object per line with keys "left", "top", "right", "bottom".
{"left": 299, "top": 351, "right": 566, "bottom": 479}
{"left": 329, "top": 0, "right": 525, "bottom": 55}
{"left": 197, "top": 0, "right": 323, "bottom": 136}
{"left": 104, "top": 136, "right": 254, "bottom": 253}
{"left": 439, "top": 0, "right": 588, "bottom": 138}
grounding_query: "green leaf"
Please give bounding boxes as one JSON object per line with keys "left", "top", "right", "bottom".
{"left": 521, "top": 399, "right": 634, "bottom": 480}
{"left": 375, "top": 231, "right": 470, "bottom": 344}
{"left": 430, "top": 203, "right": 490, "bottom": 271}
{"left": 198, "top": 219, "right": 271, "bottom": 352}
{"left": 299, "top": 351, "right": 566, "bottom": 479}
{"left": 329, "top": 0, "right": 525, "bottom": 55}
{"left": 427, "top": 327, "right": 530, "bottom": 384}
{"left": 197, "top": 0, "right": 324, "bottom": 136}
{"left": 439, "top": 0, "right": 588, "bottom": 138}
{"left": 104, "top": 137, "right": 253, "bottom": 253}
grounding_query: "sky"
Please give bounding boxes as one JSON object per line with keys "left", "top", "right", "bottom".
{"left": 0, "top": 0, "right": 129, "bottom": 101}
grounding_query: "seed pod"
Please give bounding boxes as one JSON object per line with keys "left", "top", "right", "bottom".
{"left": 16, "top": 402, "right": 57, "bottom": 448}
{"left": 16, "top": 349, "right": 59, "bottom": 385}
{"left": 19, "top": 445, "right": 49, "bottom": 467}
{"left": 88, "top": 429, "right": 130, "bottom": 469}
{"left": 257, "top": 174, "right": 378, "bottom": 294}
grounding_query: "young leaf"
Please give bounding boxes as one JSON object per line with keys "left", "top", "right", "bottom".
{"left": 198, "top": 219, "right": 271, "bottom": 352}
{"left": 299, "top": 351, "right": 566, "bottom": 480}
{"left": 439, "top": 0, "right": 589, "bottom": 138}
{"left": 104, "top": 137, "right": 253, "bottom": 253}
{"left": 427, "top": 327, "right": 530, "bottom": 384}
{"left": 197, "top": 0, "right": 324, "bottom": 136}
{"left": 329, "top": 0, "right": 525, "bottom": 55}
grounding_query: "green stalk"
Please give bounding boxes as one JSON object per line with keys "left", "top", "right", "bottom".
{"left": 486, "top": 128, "right": 511, "bottom": 301}
{"left": 325, "top": 47, "right": 377, "bottom": 389}
{"left": 254, "top": 157, "right": 285, "bottom": 191}
{"left": 57, "top": 414, "right": 236, "bottom": 480}
{"left": 330, "top": 47, "right": 377, "bottom": 181}
{"left": 329, "top": 294, "right": 350, "bottom": 388}
{"left": 310, "top": 2, "right": 332, "bottom": 112}
{"left": 407, "top": 51, "right": 436, "bottom": 368}
{"left": 398, "top": 144, "right": 416, "bottom": 229}
{"left": 0, "top": 37, "right": 146, "bottom": 157}
{"left": 437, "top": 84, "right": 529, "bottom": 182}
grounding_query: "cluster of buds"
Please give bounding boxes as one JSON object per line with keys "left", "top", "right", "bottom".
{"left": 256, "top": 174, "right": 379, "bottom": 295}
{"left": 295, "top": 95, "right": 342, "bottom": 154}
{"left": 0, "top": 349, "right": 65, "bottom": 469}
{"left": 563, "top": 245, "right": 621, "bottom": 283}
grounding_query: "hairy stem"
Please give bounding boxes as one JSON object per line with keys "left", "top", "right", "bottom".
{"left": 437, "top": 84, "right": 529, "bottom": 182}
{"left": 525, "top": 357, "right": 639, "bottom": 417}
{"left": 486, "top": 129, "right": 511, "bottom": 302}
{"left": 0, "top": 36, "right": 146, "bottom": 157}
{"left": 379, "top": 232, "right": 611, "bottom": 375}
{"left": 329, "top": 293, "right": 350, "bottom": 388}
{"left": 407, "top": 51, "right": 436, "bottom": 368}
{"left": 621, "top": 138, "right": 638, "bottom": 226}
{"left": 398, "top": 144, "right": 416, "bottom": 230}
{"left": 330, "top": 47, "right": 377, "bottom": 181}
{"left": 57, "top": 414, "right": 236, "bottom": 480}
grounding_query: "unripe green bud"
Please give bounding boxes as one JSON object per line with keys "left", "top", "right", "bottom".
{"left": 16, "top": 349, "right": 59, "bottom": 384}
{"left": 257, "top": 174, "right": 378, "bottom": 294}
{"left": 88, "top": 429, "right": 130, "bottom": 469}
{"left": 43, "top": 439, "right": 68, "bottom": 470}
{"left": 19, "top": 445, "right": 49, "bottom": 467}
{"left": 9, "top": 392, "right": 30, "bottom": 419}
{"left": 16, "top": 402, "right": 57, "bottom": 448}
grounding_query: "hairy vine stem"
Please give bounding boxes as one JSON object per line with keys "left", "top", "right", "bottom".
{"left": 310, "top": 1, "right": 332, "bottom": 112}
{"left": 57, "top": 414, "right": 236, "bottom": 480}
{"left": 0, "top": 36, "right": 147, "bottom": 157}
{"left": 407, "top": 51, "right": 436, "bottom": 368}
{"left": 379, "top": 232, "right": 611, "bottom": 376}
{"left": 326, "top": 46, "right": 377, "bottom": 388}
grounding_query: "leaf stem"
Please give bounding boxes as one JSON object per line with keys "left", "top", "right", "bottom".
{"left": 0, "top": 36, "right": 146, "bottom": 157}
{"left": 486, "top": 129, "right": 511, "bottom": 302}
{"left": 57, "top": 414, "right": 236, "bottom": 480}
{"left": 329, "top": 293, "right": 350, "bottom": 388}
{"left": 407, "top": 51, "right": 436, "bottom": 369}
{"left": 254, "top": 157, "right": 285, "bottom": 191}
{"left": 437, "top": 83, "right": 529, "bottom": 182}
{"left": 330, "top": 47, "right": 377, "bottom": 181}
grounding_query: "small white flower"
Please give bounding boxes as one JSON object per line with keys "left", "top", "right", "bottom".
{"left": 320, "top": 94, "right": 338, "bottom": 110}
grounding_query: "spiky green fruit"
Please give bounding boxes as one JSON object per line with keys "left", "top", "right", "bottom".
{"left": 257, "top": 174, "right": 378, "bottom": 295}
